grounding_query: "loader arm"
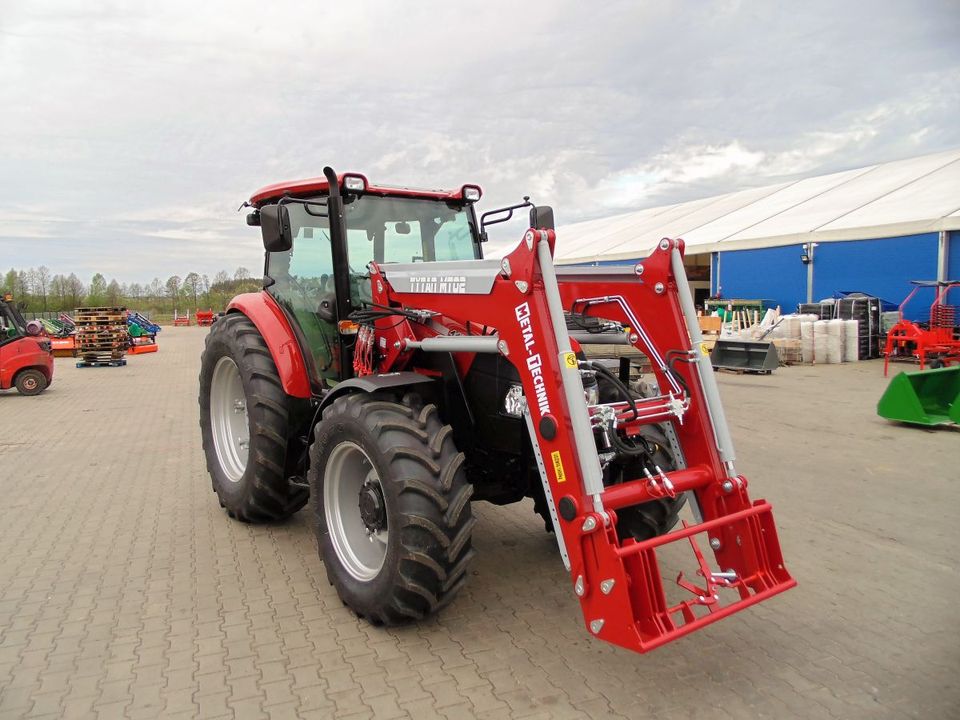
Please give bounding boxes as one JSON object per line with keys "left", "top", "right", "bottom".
{"left": 365, "top": 229, "right": 795, "bottom": 654}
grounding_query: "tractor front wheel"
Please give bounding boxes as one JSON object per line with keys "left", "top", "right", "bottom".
{"left": 198, "top": 313, "right": 309, "bottom": 522}
{"left": 15, "top": 369, "right": 47, "bottom": 396}
{"left": 310, "top": 392, "right": 475, "bottom": 625}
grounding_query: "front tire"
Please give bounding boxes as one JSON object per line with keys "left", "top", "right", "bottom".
{"left": 198, "top": 313, "right": 308, "bottom": 522}
{"left": 310, "top": 392, "right": 475, "bottom": 625}
{"left": 15, "top": 369, "right": 47, "bottom": 396}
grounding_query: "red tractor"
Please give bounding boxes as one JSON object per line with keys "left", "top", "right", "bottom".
{"left": 1, "top": 294, "right": 54, "bottom": 395}
{"left": 884, "top": 280, "right": 960, "bottom": 375}
{"left": 198, "top": 168, "right": 794, "bottom": 654}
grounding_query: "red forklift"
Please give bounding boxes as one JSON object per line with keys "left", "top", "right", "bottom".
{"left": 0, "top": 294, "right": 54, "bottom": 395}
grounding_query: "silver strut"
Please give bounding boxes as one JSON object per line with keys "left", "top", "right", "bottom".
{"left": 669, "top": 244, "right": 737, "bottom": 475}
{"left": 535, "top": 235, "right": 607, "bottom": 514}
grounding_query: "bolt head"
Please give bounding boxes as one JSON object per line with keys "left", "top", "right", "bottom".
{"left": 574, "top": 575, "right": 585, "bottom": 597}
{"left": 722, "top": 480, "right": 734, "bottom": 493}
{"left": 581, "top": 516, "right": 597, "bottom": 532}
{"left": 515, "top": 280, "right": 529, "bottom": 293}
{"left": 600, "top": 579, "right": 615, "bottom": 595}
{"left": 709, "top": 537, "right": 722, "bottom": 550}
{"left": 589, "top": 619, "right": 605, "bottom": 634}
{"left": 635, "top": 264, "right": 644, "bottom": 276}
{"left": 654, "top": 282, "right": 665, "bottom": 294}
{"left": 497, "top": 340, "right": 509, "bottom": 356}
{"left": 659, "top": 238, "right": 671, "bottom": 251}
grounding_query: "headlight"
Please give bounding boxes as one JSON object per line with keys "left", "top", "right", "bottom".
{"left": 343, "top": 175, "right": 366, "bottom": 192}
{"left": 502, "top": 384, "right": 526, "bottom": 417}
{"left": 461, "top": 184, "right": 482, "bottom": 202}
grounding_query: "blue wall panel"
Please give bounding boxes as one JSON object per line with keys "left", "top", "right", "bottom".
{"left": 813, "top": 233, "right": 938, "bottom": 321}
{"left": 714, "top": 234, "right": 940, "bottom": 319}
{"left": 948, "top": 231, "right": 960, "bottom": 281}
{"left": 715, "top": 244, "right": 807, "bottom": 310}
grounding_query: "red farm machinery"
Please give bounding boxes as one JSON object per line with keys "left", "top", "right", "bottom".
{"left": 883, "top": 280, "right": 960, "bottom": 375}
{"left": 198, "top": 168, "right": 795, "bottom": 654}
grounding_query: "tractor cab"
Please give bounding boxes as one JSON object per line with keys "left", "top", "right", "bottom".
{"left": 247, "top": 171, "right": 484, "bottom": 386}
{"left": 0, "top": 294, "right": 54, "bottom": 395}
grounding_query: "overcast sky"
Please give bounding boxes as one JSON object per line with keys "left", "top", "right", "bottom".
{"left": 1, "top": 1, "right": 958, "bottom": 284}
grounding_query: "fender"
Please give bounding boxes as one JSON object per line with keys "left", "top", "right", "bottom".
{"left": 317, "top": 372, "right": 434, "bottom": 414}
{"left": 227, "top": 292, "right": 312, "bottom": 398}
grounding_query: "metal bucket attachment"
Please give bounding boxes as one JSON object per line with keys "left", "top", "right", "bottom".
{"left": 877, "top": 366, "right": 960, "bottom": 426}
{"left": 710, "top": 340, "right": 779, "bottom": 374}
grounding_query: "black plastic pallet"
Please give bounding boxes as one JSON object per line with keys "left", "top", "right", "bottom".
{"left": 76, "top": 359, "right": 127, "bottom": 368}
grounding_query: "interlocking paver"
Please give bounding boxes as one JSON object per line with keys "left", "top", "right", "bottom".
{"left": 0, "top": 327, "right": 957, "bottom": 720}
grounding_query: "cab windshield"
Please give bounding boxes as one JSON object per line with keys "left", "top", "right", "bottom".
{"left": 266, "top": 194, "right": 480, "bottom": 383}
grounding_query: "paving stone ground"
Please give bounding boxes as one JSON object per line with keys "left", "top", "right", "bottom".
{"left": 0, "top": 326, "right": 957, "bottom": 719}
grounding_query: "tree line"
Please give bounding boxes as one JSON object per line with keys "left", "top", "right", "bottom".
{"left": 3, "top": 266, "right": 262, "bottom": 320}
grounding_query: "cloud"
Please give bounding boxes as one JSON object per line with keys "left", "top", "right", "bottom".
{"left": 0, "top": 0, "right": 958, "bottom": 282}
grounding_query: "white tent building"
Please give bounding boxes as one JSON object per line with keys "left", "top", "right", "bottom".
{"left": 551, "top": 148, "right": 960, "bottom": 318}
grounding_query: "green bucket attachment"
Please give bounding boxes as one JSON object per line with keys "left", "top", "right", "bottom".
{"left": 710, "top": 339, "right": 779, "bottom": 374}
{"left": 877, "top": 366, "right": 960, "bottom": 426}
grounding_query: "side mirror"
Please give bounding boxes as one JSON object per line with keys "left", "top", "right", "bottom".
{"left": 260, "top": 204, "right": 293, "bottom": 252}
{"left": 530, "top": 205, "right": 555, "bottom": 231}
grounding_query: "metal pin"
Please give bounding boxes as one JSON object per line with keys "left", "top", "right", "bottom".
{"left": 581, "top": 516, "right": 598, "bottom": 532}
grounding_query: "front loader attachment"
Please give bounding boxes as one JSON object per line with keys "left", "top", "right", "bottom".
{"left": 877, "top": 366, "right": 960, "bottom": 426}
{"left": 370, "top": 231, "right": 795, "bottom": 654}
{"left": 710, "top": 339, "right": 779, "bottom": 374}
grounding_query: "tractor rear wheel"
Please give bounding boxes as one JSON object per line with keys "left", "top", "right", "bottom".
{"left": 198, "top": 313, "right": 309, "bottom": 522}
{"left": 15, "top": 369, "right": 47, "bottom": 396}
{"left": 310, "top": 392, "right": 475, "bottom": 625}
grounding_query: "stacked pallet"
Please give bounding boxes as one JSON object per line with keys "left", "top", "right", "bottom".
{"left": 75, "top": 307, "right": 128, "bottom": 367}
{"left": 698, "top": 315, "right": 723, "bottom": 352}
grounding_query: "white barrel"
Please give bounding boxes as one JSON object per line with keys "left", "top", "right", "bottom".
{"left": 800, "top": 321, "right": 814, "bottom": 363}
{"left": 844, "top": 319, "right": 859, "bottom": 361}
{"left": 813, "top": 320, "right": 830, "bottom": 364}
{"left": 826, "top": 319, "right": 844, "bottom": 363}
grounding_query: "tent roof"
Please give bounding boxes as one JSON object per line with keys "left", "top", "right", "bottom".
{"left": 552, "top": 148, "right": 960, "bottom": 264}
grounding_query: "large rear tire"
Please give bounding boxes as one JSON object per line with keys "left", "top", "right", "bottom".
{"left": 310, "top": 392, "right": 475, "bottom": 625}
{"left": 198, "top": 313, "right": 309, "bottom": 522}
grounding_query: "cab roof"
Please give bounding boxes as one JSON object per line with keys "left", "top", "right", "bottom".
{"left": 249, "top": 172, "right": 480, "bottom": 207}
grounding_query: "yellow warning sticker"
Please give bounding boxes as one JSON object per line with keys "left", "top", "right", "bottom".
{"left": 700, "top": 342, "right": 710, "bottom": 356}
{"left": 563, "top": 352, "right": 578, "bottom": 369}
{"left": 551, "top": 451, "right": 567, "bottom": 483}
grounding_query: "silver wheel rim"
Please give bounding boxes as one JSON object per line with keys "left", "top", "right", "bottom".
{"left": 210, "top": 356, "right": 249, "bottom": 482}
{"left": 23, "top": 376, "right": 38, "bottom": 391}
{"left": 324, "top": 442, "right": 388, "bottom": 581}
